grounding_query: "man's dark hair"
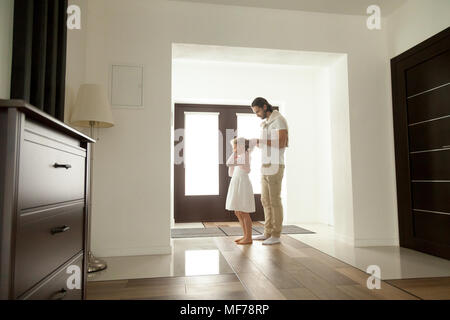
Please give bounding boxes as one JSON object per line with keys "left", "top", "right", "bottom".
{"left": 251, "top": 97, "right": 273, "bottom": 112}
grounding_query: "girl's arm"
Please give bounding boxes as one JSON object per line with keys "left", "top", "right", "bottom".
{"left": 226, "top": 153, "right": 236, "bottom": 177}
{"left": 226, "top": 152, "right": 239, "bottom": 167}
{"left": 228, "top": 166, "right": 234, "bottom": 177}
{"left": 226, "top": 152, "right": 251, "bottom": 173}
{"left": 241, "top": 151, "right": 251, "bottom": 173}
{"left": 231, "top": 152, "right": 251, "bottom": 173}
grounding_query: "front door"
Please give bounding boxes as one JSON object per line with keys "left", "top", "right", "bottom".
{"left": 391, "top": 27, "right": 450, "bottom": 259}
{"left": 174, "top": 103, "right": 273, "bottom": 223}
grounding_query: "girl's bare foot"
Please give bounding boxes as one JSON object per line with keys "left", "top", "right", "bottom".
{"left": 236, "top": 239, "right": 253, "bottom": 245}
{"left": 234, "top": 237, "right": 244, "bottom": 242}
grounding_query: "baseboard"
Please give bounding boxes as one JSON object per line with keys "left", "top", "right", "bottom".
{"left": 354, "top": 238, "right": 400, "bottom": 247}
{"left": 334, "top": 232, "right": 355, "bottom": 246}
{"left": 333, "top": 232, "right": 399, "bottom": 247}
{"left": 93, "top": 244, "right": 173, "bottom": 257}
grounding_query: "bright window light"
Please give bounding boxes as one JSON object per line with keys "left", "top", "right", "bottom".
{"left": 184, "top": 112, "right": 219, "bottom": 196}
{"left": 237, "top": 113, "right": 262, "bottom": 194}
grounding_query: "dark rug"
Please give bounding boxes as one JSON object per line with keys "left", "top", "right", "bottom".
{"left": 171, "top": 225, "right": 315, "bottom": 238}
{"left": 252, "top": 225, "right": 315, "bottom": 234}
{"left": 218, "top": 226, "right": 262, "bottom": 236}
{"left": 171, "top": 227, "right": 226, "bottom": 238}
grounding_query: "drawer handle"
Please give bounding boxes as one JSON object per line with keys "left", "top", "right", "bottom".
{"left": 53, "top": 162, "right": 72, "bottom": 169}
{"left": 51, "top": 288, "right": 67, "bottom": 300}
{"left": 51, "top": 225, "right": 71, "bottom": 235}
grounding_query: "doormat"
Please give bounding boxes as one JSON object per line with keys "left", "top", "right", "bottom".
{"left": 171, "top": 225, "right": 315, "bottom": 238}
{"left": 218, "top": 226, "right": 262, "bottom": 236}
{"left": 171, "top": 227, "right": 226, "bottom": 238}
{"left": 252, "top": 225, "right": 315, "bottom": 234}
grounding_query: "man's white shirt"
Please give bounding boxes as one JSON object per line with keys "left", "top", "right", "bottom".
{"left": 260, "top": 110, "right": 289, "bottom": 169}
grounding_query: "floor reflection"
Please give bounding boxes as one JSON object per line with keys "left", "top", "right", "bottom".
{"left": 185, "top": 250, "right": 220, "bottom": 276}
{"left": 88, "top": 237, "right": 234, "bottom": 282}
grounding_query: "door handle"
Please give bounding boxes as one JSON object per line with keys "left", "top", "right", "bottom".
{"left": 51, "top": 225, "right": 71, "bottom": 235}
{"left": 53, "top": 163, "right": 72, "bottom": 169}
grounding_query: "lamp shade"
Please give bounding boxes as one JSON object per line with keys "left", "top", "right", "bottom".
{"left": 70, "top": 84, "right": 114, "bottom": 128}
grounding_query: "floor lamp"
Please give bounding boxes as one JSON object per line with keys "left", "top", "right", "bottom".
{"left": 70, "top": 84, "right": 115, "bottom": 273}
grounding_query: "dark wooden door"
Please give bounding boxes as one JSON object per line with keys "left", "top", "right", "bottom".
{"left": 174, "top": 103, "right": 271, "bottom": 223}
{"left": 391, "top": 27, "right": 450, "bottom": 260}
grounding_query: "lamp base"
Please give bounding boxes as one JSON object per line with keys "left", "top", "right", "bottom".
{"left": 87, "top": 251, "right": 107, "bottom": 273}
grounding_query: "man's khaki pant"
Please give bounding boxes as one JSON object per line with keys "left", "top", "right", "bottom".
{"left": 260, "top": 164, "right": 285, "bottom": 238}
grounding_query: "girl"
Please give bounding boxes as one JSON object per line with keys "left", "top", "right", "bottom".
{"left": 225, "top": 138, "right": 255, "bottom": 245}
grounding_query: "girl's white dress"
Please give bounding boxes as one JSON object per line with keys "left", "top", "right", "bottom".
{"left": 225, "top": 151, "right": 255, "bottom": 213}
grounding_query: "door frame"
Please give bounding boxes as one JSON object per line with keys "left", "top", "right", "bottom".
{"left": 174, "top": 103, "right": 274, "bottom": 223}
{"left": 391, "top": 27, "right": 450, "bottom": 259}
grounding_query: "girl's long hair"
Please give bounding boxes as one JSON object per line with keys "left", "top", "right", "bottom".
{"left": 231, "top": 137, "right": 255, "bottom": 153}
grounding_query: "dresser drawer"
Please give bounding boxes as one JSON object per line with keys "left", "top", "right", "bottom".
{"left": 24, "top": 117, "right": 84, "bottom": 149}
{"left": 18, "top": 136, "right": 86, "bottom": 210}
{"left": 14, "top": 201, "right": 85, "bottom": 297}
{"left": 20, "top": 253, "right": 83, "bottom": 300}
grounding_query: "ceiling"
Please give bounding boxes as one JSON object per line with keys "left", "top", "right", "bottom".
{"left": 173, "top": 43, "right": 344, "bottom": 67}
{"left": 169, "top": 0, "right": 406, "bottom": 16}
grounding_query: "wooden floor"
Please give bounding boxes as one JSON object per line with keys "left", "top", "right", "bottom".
{"left": 86, "top": 273, "right": 251, "bottom": 300}
{"left": 87, "top": 229, "right": 450, "bottom": 300}
{"left": 385, "top": 277, "right": 450, "bottom": 300}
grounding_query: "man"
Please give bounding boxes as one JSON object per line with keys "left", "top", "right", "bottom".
{"left": 250, "top": 97, "right": 289, "bottom": 245}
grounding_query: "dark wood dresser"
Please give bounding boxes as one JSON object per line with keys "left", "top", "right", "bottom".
{"left": 0, "top": 100, "right": 95, "bottom": 300}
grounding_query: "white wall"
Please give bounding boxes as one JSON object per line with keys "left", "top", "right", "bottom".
{"left": 0, "top": 0, "right": 14, "bottom": 99}
{"left": 315, "top": 67, "right": 334, "bottom": 226}
{"left": 387, "top": 0, "right": 450, "bottom": 58}
{"left": 68, "top": 0, "right": 405, "bottom": 256}
{"left": 172, "top": 59, "right": 336, "bottom": 227}
{"left": 329, "top": 56, "right": 355, "bottom": 244}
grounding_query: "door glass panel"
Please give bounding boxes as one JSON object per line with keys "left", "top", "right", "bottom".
{"left": 184, "top": 112, "right": 219, "bottom": 196}
{"left": 237, "top": 113, "right": 262, "bottom": 194}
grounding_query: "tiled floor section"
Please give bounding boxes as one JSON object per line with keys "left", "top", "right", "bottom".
{"left": 87, "top": 235, "right": 450, "bottom": 300}
{"left": 288, "top": 223, "right": 450, "bottom": 280}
